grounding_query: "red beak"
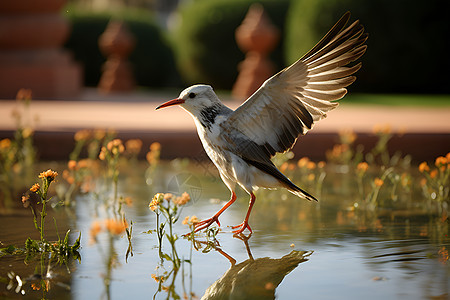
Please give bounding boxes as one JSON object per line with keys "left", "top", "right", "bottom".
{"left": 155, "top": 98, "right": 185, "bottom": 110}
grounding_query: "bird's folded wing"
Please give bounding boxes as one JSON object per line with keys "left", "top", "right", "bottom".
{"left": 222, "top": 12, "right": 367, "bottom": 160}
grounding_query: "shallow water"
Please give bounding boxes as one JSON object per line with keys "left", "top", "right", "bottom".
{"left": 1, "top": 161, "right": 449, "bottom": 299}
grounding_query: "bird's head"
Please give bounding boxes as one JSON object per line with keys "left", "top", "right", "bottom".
{"left": 155, "top": 85, "right": 220, "bottom": 117}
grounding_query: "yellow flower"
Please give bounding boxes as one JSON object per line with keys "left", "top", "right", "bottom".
{"left": 317, "top": 161, "right": 326, "bottom": 169}
{"left": 38, "top": 169, "right": 58, "bottom": 181}
{"left": 374, "top": 178, "right": 384, "bottom": 187}
{"left": 149, "top": 193, "right": 164, "bottom": 211}
{"left": 419, "top": 162, "right": 430, "bottom": 173}
{"left": 30, "top": 183, "right": 40, "bottom": 192}
{"left": 22, "top": 127, "right": 34, "bottom": 139}
{"left": 357, "top": 162, "right": 369, "bottom": 173}
{"left": 307, "top": 174, "right": 315, "bottom": 181}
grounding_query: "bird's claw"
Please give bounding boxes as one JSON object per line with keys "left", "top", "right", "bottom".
{"left": 193, "top": 216, "right": 221, "bottom": 233}
{"left": 231, "top": 221, "right": 252, "bottom": 235}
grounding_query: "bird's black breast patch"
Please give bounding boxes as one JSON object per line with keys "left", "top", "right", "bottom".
{"left": 199, "top": 105, "right": 220, "bottom": 130}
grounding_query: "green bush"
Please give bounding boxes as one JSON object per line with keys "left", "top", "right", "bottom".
{"left": 285, "top": 0, "right": 450, "bottom": 93}
{"left": 64, "top": 7, "right": 179, "bottom": 88}
{"left": 172, "top": 0, "right": 290, "bottom": 89}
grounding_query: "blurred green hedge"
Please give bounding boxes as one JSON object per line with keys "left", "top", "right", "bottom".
{"left": 64, "top": 7, "right": 179, "bottom": 87}
{"left": 285, "top": 0, "right": 450, "bottom": 93}
{"left": 172, "top": 0, "right": 290, "bottom": 89}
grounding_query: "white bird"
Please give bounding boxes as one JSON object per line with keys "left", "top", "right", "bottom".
{"left": 156, "top": 12, "right": 367, "bottom": 235}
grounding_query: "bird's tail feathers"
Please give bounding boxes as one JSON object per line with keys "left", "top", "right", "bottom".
{"left": 288, "top": 186, "right": 318, "bottom": 202}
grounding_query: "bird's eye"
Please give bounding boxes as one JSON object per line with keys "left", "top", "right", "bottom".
{"left": 188, "top": 92, "right": 196, "bottom": 99}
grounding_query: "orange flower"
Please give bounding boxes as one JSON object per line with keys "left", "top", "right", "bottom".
{"left": 182, "top": 215, "right": 199, "bottom": 226}
{"left": 99, "top": 146, "right": 107, "bottom": 160}
{"left": 339, "top": 129, "right": 357, "bottom": 144}
{"left": 374, "top": 178, "right": 384, "bottom": 187}
{"left": 125, "top": 139, "right": 143, "bottom": 154}
{"left": 30, "top": 183, "right": 40, "bottom": 193}
{"left": 163, "top": 193, "right": 173, "bottom": 201}
{"left": 307, "top": 161, "right": 316, "bottom": 170}
{"left": 150, "top": 142, "right": 161, "bottom": 152}
{"left": 90, "top": 220, "right": 102, "bottom": 243}
{"left": 172, "top": 192, "right": 191, "bottom": 206}
{"left": 16, "top": 88, "right": 33, "bottom": 101}
{"left": 105, "top": 218, "right": 128, "bottom": 235}
{"left": 435, "top": 156, "right": 448, "bottom": 171}
{"left": 107, "top": 139, "right": 125, "bottom": 154}
{"left": 74, "top": 129, "right": 91, "bottom": 141}
{"left": 317, "top": 161, "right": 326, "bottom": 169}
{"left": 124, "top": 196, "right": 133, "bottom": 207}
{"left": 420, "top": 178, "right": 427, "bottom": 187}
{"left": 373, "top": 124, "right": 391, "bottom": 135}
{"left": 357, "top": 162, "right": 369, "bottom": 173}
{"left": 0, "top": 138, "right": 11, "bottom": 150}
{"left": 419, "top": 162, "right": 430, "bottom": 173}
{"left": 297, "top": 157, "right": 310, "bottom": 168}
{"left": 38, "top": 169, "right": 58, "bottom": 181}
{"left": 430, "top": 169, "right": 438, "bottom": 179}
{"left": 68, "top": 160, "right": 77, "bottom": 170}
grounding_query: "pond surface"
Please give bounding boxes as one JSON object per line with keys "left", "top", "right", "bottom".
{"left": 1, "top": 161, "right": 449, "bottom": 299}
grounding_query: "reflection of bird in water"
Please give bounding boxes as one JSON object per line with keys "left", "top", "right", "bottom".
{"left": 156, "top": 12, "right": 367, "bottom": 235}
{"left": 199, "top": 236, "right": 312, "bottom": 300}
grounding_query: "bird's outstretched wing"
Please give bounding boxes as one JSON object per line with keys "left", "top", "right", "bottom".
{"left": 222, "top": 12, "right": 367, "bottom": 162}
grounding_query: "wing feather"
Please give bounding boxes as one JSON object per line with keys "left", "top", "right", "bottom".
{"left": 221, "top": 12, "right": 367, "bottom": 164}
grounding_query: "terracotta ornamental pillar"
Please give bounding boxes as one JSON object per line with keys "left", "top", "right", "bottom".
{"left": 98, "top": 20, "right": 136, "bottom": 93}
{"left": 232, "top": 3, "right": 280, "bottom": 100}
{"left": 0, "top": 0, "right": 81, "bottom": 99}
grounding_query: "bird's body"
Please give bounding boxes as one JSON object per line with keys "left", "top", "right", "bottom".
{"left": 156, "top": 12, "right": 367, "bottom": 235}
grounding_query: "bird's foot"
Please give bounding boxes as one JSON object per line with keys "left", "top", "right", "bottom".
{"left": 193, "top": 215, "right": 221, "bottom": 233}
{"left": 230, "top": 221, "right": 252, "bottom": 235}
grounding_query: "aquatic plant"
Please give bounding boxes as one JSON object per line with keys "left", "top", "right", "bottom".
{"left": 419, "top": 153, "right": 450, "bottom": 214}
{"left": 149, "top": 192, "right": 197, "bottom": 299}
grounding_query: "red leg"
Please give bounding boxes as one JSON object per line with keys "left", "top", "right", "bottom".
{"left": 231, "top": 192, "right": 255, "bottom": 235}
{"left": 193, "top": 192, "right": 237, "bottom": 233}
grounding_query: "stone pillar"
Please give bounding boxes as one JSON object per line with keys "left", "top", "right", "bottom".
{"left": 0, "top": 0, "right": 82, "bottom": 99}
{"left": 232, "top": 3, "right": 280, "bottom": 100}
{"left": 98, "top": 20, "right": 136, "bottom": 93}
